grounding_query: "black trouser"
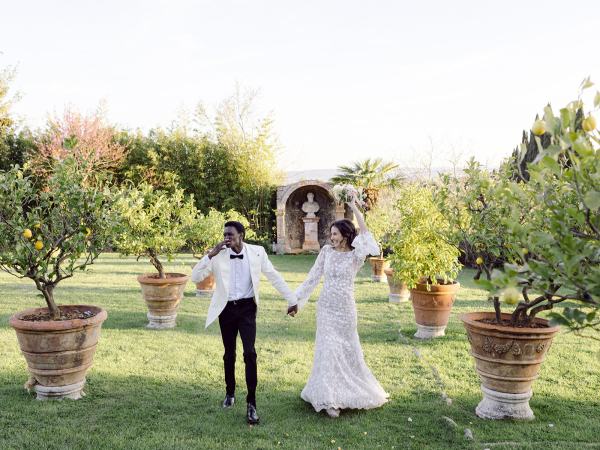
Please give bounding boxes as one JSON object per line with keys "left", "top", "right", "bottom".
{"left": 218, "top": 298, "right": 257, "bottom": 406}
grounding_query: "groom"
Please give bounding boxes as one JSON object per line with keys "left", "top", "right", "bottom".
{"left": 191, "top": 221, "right": 298, "bottom": 424}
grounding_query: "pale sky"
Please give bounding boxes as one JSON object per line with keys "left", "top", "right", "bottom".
{"left": 2, "top": 0, "right": 600, "bottom": 171}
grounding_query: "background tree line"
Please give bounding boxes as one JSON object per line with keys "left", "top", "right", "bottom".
{"left": 0, "top": 71, "right": 281, "bottom": 245}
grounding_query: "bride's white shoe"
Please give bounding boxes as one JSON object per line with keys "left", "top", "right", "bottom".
{"left": 326, "top": 408, "right": 340, "bottom": 418}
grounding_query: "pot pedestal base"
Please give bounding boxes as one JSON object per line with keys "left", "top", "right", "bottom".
{"left": 34, "top": 379, "right": 86, "bottom": 400}
{"left": 476, "top": 386, "right": 534, "bottom": 420}
{"left": 389, "top": 293, "right": 409, "bottom": 303}
{"left": 414, "top": 324, "right": 446, "bottom": 339}
{"left": 147, "top": 312, "right": 177, "bottom": 329}
{"left": 195, "top": 289, "right": 214, "bottom": 297}
{"left": 371, "top": 275, "right": 386, "bottom": 283}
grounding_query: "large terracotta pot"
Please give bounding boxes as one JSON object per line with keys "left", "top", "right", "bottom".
{"left": 9, "top": 305, "right": 107, "bottom": 400}
{"left": 461, "top": 312, "right": 560, "bottom": 420}
{"left": 383, "top": 268, "right": 409, "bottom": 303}
{"left": 137, "top": 273, "right": 189, "bottom": 329}
{"left": 368, "top": 257, "right": 389, "bottom": 282}
{"left": 410, "top": 280, "right": 460, "bottom": 339}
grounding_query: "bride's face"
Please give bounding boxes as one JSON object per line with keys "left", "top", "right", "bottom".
{"left": 330, "top": 226, "right": 347, "bottom": 249}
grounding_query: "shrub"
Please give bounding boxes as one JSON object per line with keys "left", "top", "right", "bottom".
{"left": 387, "top": 183, "right": 462, "bottom": 288}
{"left": 187, "top": 208, "right": 254, "bottom": 257}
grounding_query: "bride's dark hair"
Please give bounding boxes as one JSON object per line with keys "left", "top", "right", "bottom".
{"left": 331, "top": 219, "right": 357, "bottom": 247}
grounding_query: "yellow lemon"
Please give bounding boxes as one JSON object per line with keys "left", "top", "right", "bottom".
{"left": 475, "top": 256, "right": 484, "bottom": 265}
{"left": 34, "top": 240, "right": 44, "bottom": 251}
{"left": 583, "top": 115, "right": 596, "bottom": 132}
{"left": 33, "top": 223, "right": 41, "bottom": 229}
{"left": 532, "top": 119, "right": 546, "bottom": 136}
{"left": 502, "top": 287, "right": 520, "bottom": 305}
{"left": 522, "top": 248, "right": 529, "bottom": 255}
{"left": 22, "top": 229, "right": 33, "bottom": 239}
{"left": 85, "top": 227, "right": 92, "bottom": 237}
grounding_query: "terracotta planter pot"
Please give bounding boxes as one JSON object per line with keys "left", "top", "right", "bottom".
{"left": 461, "top": 312, "right": 560, "bottom": 420}
{"left": 383, "top": 268, "right": 409, "bottom": 303}
{"left": 368, "top": 257, "right": 389, "bottom": 282}
{"left": 137, "top": 273, "right": 189, "bottom": 329}
{"left": 410, "top": 281, "right": 460, "bottom": 339}
{"left": 195, "top": 273, "right": 215, "bottom": 297}
{"left": 9, "top": 305, "right": 107, "bottom": 400}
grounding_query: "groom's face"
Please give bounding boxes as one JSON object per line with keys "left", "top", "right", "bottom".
{"left": 223, "top": 226, "right": 243, "bottom": 248}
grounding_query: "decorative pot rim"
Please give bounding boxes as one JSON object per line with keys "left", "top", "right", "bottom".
{"left": 137, "top": 273, "right": 189, "bottom": 285}
{"left": 9, "top": 305, "right": 108, "bottom": 332}
{"left": 412, "top": 280, "right": 460, "bottom": 293}
{"left": 460, "top": 311, "right": 560, "bottom": 335}
{"left": 368, "top": 256, "right": 387, "bottom": 262}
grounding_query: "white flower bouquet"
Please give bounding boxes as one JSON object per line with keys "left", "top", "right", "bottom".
{"left": 331, "top": 184, "right": 365, "bottom": 206}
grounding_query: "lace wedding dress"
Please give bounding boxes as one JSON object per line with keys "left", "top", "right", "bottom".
{"left": 295, "top": 231, "right": 389, "bottom": 413}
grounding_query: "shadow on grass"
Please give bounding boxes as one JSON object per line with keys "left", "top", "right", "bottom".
{"left": 2, "top": 366, "right": 599, "bottom": 450}
{"left": 0, "top": 369, "right": 467, "bottom": 450}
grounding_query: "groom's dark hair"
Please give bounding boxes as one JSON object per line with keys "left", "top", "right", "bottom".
{"left": 331, "top": 219, "right": 357, "bottom": 246}
{"left": 224, "top": 220, "right": 245, "bottom": 239}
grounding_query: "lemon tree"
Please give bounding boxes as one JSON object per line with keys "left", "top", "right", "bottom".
{"left": 480, "top": 80, "right": 600, "bottom": 331}
{"left": 0, "top": 158, "right": 117, "bottom": 320}
{"left": 436, "top": 159, "right": 525, "bottom": 281}
{"left": 112, "top": 183, "right": 197, "bottom": 278}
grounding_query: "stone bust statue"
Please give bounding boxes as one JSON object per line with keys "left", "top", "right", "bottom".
{"left": 301, "top": 192, "right": 320, "bottom": 218}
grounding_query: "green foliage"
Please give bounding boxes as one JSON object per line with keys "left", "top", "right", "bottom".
{"left": 387, "top": 184, "right": 462, "bottom": 288}
{"left": 0, "top": 128, "right": 36, "bottom": 172}
{"left": 187, "top": 208, "right": 255, "bottom": 257}
{"left": 481, "top": 82, "right": 600, "bottom": 331}
{"left": 112, "top": 183, "right": 197, "bottom": 278}
{"left": 436, "top": 159, "right": 523, "bottom": 279}
{"left": 0, "top": 158, "right": 117, "bottom": 319}
{"left": 364, "top": 187, "right": 403, "bottom": 256}
{"left": 115, "top": 93, "right": 281, "bottom": 239}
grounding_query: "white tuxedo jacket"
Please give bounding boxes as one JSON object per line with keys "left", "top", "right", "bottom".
{"left": 191, "top": 243, "right": 297, "bottom": 328}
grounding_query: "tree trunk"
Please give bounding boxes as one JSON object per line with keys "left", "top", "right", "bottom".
{"left": 493, "top": 297, "right": 501, "bottom": 323}
{"left": 150, "top": 255, "right": 165, "bottom": 279}
{"left": 42, "top": 285, "right": 60, "bottom": 320}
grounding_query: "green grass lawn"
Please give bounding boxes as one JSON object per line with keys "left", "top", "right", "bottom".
{"left": 1, "top": 254, "right": 599, "bottom": 450}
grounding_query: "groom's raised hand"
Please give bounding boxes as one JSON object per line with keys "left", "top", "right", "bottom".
{"left": 207, "top": 240, "right": 228, "bottom": 259}
{"left": 287, "top": 305, "right": 298, "bottom": 317}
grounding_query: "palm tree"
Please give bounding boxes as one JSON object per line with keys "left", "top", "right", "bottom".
{"left": 331, "top": 158, "right": 402, "bottom": 209}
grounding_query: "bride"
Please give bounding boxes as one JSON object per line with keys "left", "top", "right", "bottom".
{"left": 290, "top": 196, "right": 389, "bottom": 417}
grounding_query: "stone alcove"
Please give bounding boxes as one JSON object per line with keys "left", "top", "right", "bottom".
{"left": 275, "top": 180, "right": 352, "bottom": 254}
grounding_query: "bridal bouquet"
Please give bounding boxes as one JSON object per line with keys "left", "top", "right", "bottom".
{"left": 331, "top": 184, "right": 365, "bottom": 206}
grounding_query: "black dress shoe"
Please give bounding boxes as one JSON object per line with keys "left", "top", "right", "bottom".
{"left": 222, "top": 394, "right": 235, "bottom": 408}
{"left": 247, "top": 403, "right": 260, "bottom": 424}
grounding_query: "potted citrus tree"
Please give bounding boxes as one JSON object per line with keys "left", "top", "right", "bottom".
{"left": 113, "top": 182, "right": 197, "bottom": 329}
{"left": 462, "top": 83, "right": 600, "bottom": 420}
{"left": 0, "top": 158, "right": 116, "bottom": 400}
{"left": 365, "top": 188, "right": 408, "bottom": 301}
{"left": 187, "top": 208, "right": 253, "bottom": 296}
{"left": 388, "top": 183, "right": 462, "bottom": 338}
{"left": 437, "top": 158, "right": 522, "bottom": 280}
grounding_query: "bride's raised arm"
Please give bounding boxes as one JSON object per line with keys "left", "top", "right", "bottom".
{"left": 347, "top": 196, "right": 380, "bottom": 263}
{"left": 347, "top": 196, "right": 367, "bottom": 234}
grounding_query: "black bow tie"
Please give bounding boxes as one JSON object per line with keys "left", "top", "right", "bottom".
{"left": 230, "top": 254, "right": 244, "bottom": 260}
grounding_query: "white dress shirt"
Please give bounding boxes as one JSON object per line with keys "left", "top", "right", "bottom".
{"left": 228, "top": 245, "right": 254, "bottom": 301}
